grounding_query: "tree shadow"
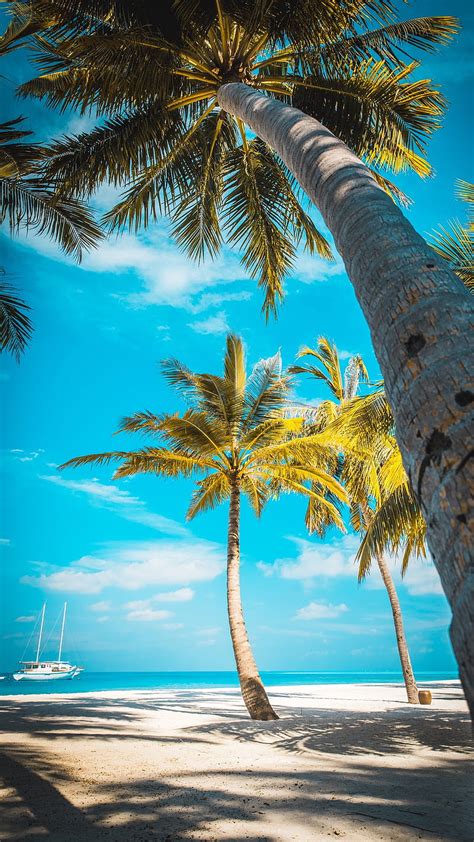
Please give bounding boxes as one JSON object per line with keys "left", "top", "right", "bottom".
{"left": 194, "top": 706, "right": 471, "bottom": 756}
{"left": 0, "top": 685, "right": 472, "bottom": 840}
{"left": 1, "top": 743, "right": 472, "bottom": 841}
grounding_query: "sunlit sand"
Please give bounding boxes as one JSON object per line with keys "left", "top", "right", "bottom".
{"left": 1, "top": 681, "right": 471, "bottom": 840}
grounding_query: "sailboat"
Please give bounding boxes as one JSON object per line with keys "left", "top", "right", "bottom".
{"left": 13, "top": 603, "right": 83, "bottom": 681}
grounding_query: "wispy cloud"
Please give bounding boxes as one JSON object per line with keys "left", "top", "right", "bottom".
{"left": 40, "top": 474, "right": 188, "bottom": 537}
{"left": 41, "top": 475, "right": 141, "bottom": 506}
{"left": 15, "top": 615, "right": 36, "bottom": 623}
{"left": 398, "top": 561, "right": 444, "bottom": 597}
{"left": 189, "top": 310, "right": 229, "bottom": 335}
{"left": 90, "top": 601, "right": 112, "bottom": 613}
{"left": 124, "top": 589, "right": 193, "bottom": 611}
{"left": 258, "top": 535, "right": 360, "bottom": 582}
{"left": 0, "top": 538, "right": 11, "bottom": 546}
{"left": 22, "top": 538, "right": 225, "bottom": 594}
{"left": 126, "top": 608, "right": 173, "bottom": 622}
{"left": 188, "top": 291, "right": 252, "bottom": 313}
{"left": 295, "top": 601, "right": 349, "bottom": 620}
{"left": 11, "top": 448, "right": 45, "bottom": 463}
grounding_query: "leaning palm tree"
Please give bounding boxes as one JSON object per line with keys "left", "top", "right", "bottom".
{"left": 428, "top": 180, "right": 474, "bottom": 292}
{"left": 3, "top": 1, "right": 472, "bottom": 712}
{"left": 291, "top": 338, "right": 422, "bottom": 703}
{"left": 60, "top": 334, "right": 346, "bottom": 720}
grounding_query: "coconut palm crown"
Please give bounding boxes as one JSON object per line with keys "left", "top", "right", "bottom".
{"left": 1, "top": 0, "right": 458, "bottom": 316}
{"left": 290, "top": 337, "right": 425, "bottom": 703}
{"left": 60, "top": 334, "right": 346, "bottom": 719}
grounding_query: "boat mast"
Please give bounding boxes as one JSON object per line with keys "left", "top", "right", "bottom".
{"left": 35, "top": 603, "right": 46, "bottom": 663}
{"left": 58, "top": 602, "right": 67, "bottom": 662}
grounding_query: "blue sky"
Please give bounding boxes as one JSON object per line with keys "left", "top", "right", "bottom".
{"left": 1, "top": 0, "right": 471, "bottom": 673}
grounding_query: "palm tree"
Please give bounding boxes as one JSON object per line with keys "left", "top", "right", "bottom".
{"left": 291, "top": 338, "right": 421, "bottom": 703}
{"left": 428, "top": 180, "right": 474, "bottom": 292}
{"left": 60, "top": 334, "right": 346, "bottom": 720}
{"left": 3, "top": 1, "right": 472, "bottom": 713}
{"left": 0, "top": 115, "right": 102, "bottom": 358}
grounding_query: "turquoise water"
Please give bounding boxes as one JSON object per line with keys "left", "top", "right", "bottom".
{"left": 0, "top": 670, "right": 458, "bottom": 696}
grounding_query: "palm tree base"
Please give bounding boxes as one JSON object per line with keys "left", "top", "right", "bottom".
{"left": 240, "top": 676, "right": 279, "bottom": 721}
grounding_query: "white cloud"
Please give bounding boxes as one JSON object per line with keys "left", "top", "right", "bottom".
{"left": 22, "top": 538, "right": 225, "bottom": 594}
{"left": 195, "top": 626, "right": 221, "bottom": 637}
{"left": 0, "top": 538, "right": 11, "bottom": 546}
{"left": 12, "top": 210, "right": 343, "bottom": 314}
{"left": 96, "top": 616, "right": 110, "bottom": 623}
{"left": 292, "top": 253, "right": 345, "bottom": 284}
{"left": 189, "top": 310, "right": 229, "bottom": 335}
{"left": 40, "top": 474, "right": 188, "bottom": 537}
{"left": 41, "top": 475, "right": 141, "bottom": 506}
{"left": 365, "top": 551, "right": 444, "bottom": 598}
{"left": 13, "top": 449, "right": 44, "bottom": 462}
{"left": 11, "top": 223, "right": 252, "bottom": 311}
{"left": 90, "top": 601, "right": 112, "bottom": 613}
{"left": 337, "top": 348, "right": 354, "bottom": 361}
{"left": 126, "top": 608, "right": 173, "bottom": 622}
{"left": 400, "top": 562, "right": 444, "bottom": 597}
{"left": 162, "top": 622, "right": 184, "bottom": 631}
{"left": 15, "top": 615, "right": 36, "bottom": 623}
{"left": 121, "top": 508, "right": 188, "bottom": 536}
{"left": 188, "top": 291, "right": 252, "bottom": 313}
{"left": 295, "top": 601, "right": 349, "bottom": 620}
{"left": 154, "top": 587, "right": 194, "bottom": 603}
{"left": 124, "top": 588, "right": 193, "bottom": 612}
{"left": 258, "top": 535, "right": 360, "bottom": 582}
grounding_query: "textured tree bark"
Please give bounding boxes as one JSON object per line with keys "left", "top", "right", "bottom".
{"left": 227, "top": 477, "right": 278, "bottom": 720}
{"left": 376, "top": 554, "right": 419, "bottom": 704}
{"left": 217, "top": 82, "right": 474, "bottom": 716}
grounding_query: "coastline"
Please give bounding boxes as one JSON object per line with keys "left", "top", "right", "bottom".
{"left": 1, "top": 681, "right": 471, "bottom": 840}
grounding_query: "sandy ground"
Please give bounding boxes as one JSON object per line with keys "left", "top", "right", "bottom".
{"left": 0, "top": 681, "right": 472, "bottom": 841}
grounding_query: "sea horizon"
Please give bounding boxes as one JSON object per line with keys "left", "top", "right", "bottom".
{"left": 0, "top": 669, "right": 459, "bottom": 696}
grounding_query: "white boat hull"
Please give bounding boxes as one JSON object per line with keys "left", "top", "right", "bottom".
{"left": 13, "top": 667, "right": 82, "bottom": 681}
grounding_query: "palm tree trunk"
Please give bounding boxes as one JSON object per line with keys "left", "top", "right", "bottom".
{"left": 217, "top": 82, "right": 474, "bottom": 716}
{"left": 376, "top": 554, "right": 419, "bottom": 704}
{"left": 227, "top": 477, "right": 278, "bottom": 720}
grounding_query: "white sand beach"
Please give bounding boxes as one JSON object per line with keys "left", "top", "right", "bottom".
{"left": 0, "top": 681, "right": 472, "bottom": 841}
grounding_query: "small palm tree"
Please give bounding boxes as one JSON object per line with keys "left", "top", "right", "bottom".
{"left": 429, "top": 179, "right": 474, "bottom": 292}
{"left": 60, "top": 334, "right": 346, "bottom": 720}
{"left": 291, "top": 338, "right": 422, "bottom": 704}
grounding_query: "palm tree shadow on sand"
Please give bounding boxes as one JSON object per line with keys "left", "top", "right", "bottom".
{"left": 0, "top": 686, "right": 472, "bottom": 840}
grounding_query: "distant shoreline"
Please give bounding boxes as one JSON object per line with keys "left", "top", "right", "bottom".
{"left": 0, "top": 677, "right": 461, "bottom": 701}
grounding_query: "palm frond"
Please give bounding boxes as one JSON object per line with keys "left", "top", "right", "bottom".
{"left": 186, "top": 471, "right": 230, "bottom": 519}
{"left": 0, "top": 280, "right": 33, "bottom": 360}
{"left": 0, "top": 176, "right": 103, "bottom": 259}
{"left": 294, "top": 60, "right": 444, "bottom": 176}
{"left": 240, "top": 473, "right": 269, "bottom": 516}
{"left": 244, "top": 349, "right": 291, "bottom": 429}
{"left": 223, "top": 139, "right": 296, "bottom": 319}
{"left": 171, "top": 111, "right": 236, "bottom": 261}
{"left": 429, "top": 221, "right": 474, "bottom": 291}
{"left": 321, "top": 17, "right": 458, "bottom": 67}
{"left": 357, "top": 483, "right": 426, "bottom": 579}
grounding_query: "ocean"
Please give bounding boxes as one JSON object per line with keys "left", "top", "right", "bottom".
{"left": 0, "top": 670, "right": 458, "bottom": 696}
